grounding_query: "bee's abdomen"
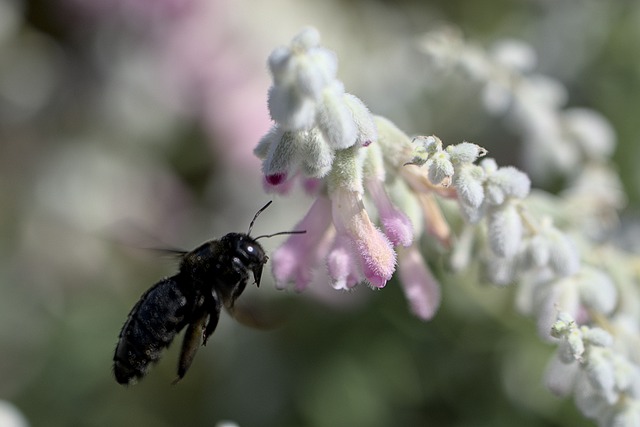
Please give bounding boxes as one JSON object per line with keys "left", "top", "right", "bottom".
{"left": 113, "top": 276, "right": 192, "bottom": 385}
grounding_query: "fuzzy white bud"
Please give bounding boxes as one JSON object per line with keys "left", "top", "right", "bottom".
{"left": 267, "top": 85, "right": 316, "bottom": 130}
{"left": 407, "top": 135, "right": 440, "bottom": 166}
{"left": 585, "top": 348, "right": 618, "bottom": 405}
{"left": 453, "top": 164, "right": 485, "bottom": 208}
{"left": 582, "top": 327, "right": 613, "bottom": 348}
{"left": 428, "top": 151, "right": 454, "bottom": 185}
{"left": 487, "top": 204, "right": 523, "bottom": 258}
{"left": 316, "top": 84, "right": 358, "bottom": 149}
{"left": 446, "top": 141, "right": 487, "bottom": 164}
{"left": 261, "top": 130, "right": 300, "bottom": 178}
{"left": 578, "top": 267, "right": 617, "bottom": 315}
{"left": 290, "top": 27, "right": 321, "bottom": 51}
{"left": 344, "top": 93, "right": 378, "bottom": 146}
{"left": 485, "top": 166, "right": 531, "bottom": 205}
{"left": 300, "top": 130, "right": 335, "bottom": 178}
{"left": 546, "top": 228, "right": 580, "bottom": 277}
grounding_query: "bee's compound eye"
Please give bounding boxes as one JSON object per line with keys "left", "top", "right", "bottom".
{"left": 247, "top": 245, "right": 254, "bottom": 253}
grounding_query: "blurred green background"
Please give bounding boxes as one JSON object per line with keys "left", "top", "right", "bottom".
{"left": 1, "top": 0, "right": 639, "bottom": 426}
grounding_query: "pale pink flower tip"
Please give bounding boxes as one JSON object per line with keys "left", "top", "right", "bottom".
{"left": 302, "top": 177, "right": 323, "bottom": 195}
{"left": 331, "top": 188, "right": 397, "bottom": 289}
{"left": 272, "top": 243, "right": 312, "bottom": 291}
{"left": 270, "top": 197, "right": 333, "bottom": 291}
{"left": 382, "top": 214, "right": 414, "bottom": 248}
{"left": 327, "top": 235, "right": 360, "bottom": 290}
{"left": 358, "top": 233, "right": 396, "bottom": 288}
{"left": 367, "top": 179, "right": 414, "bottom": 247}
{"left": 397, "top": 245, "right": 441, "bottom": 320}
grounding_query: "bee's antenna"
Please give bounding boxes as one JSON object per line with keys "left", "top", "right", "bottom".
{"left": 254, "top": 230, "right": 306, "bottom": 241}
{"left": 248, "top": 201, "right": 306, "bottom": 240}
{"left": 247, "top": 201, "right": 273, "bottom": 235}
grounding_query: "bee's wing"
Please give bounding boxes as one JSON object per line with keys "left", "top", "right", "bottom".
{"left": 103, "top": 219, "right": 188, "bottom": 257}
{"left": 225, "top": 299, "right": 285, "bottom": 331}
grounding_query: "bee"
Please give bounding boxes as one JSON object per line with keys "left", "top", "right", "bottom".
{"left": 113, "top": 201, "right": 304, "bottom": 385}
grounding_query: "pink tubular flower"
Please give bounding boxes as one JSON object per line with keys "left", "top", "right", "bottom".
{"left": 326, "top": 234, "right": 361, "bottom": 290}
{"left": 397, "top": 245, "right": 442, "bottom": 320}
{"left": 366, "top": 178, "right": 413, "bottom": 247}
{"left": 330, "top": 187, "right": 396, "bottom": 288}
{"left": 271, "top": 197, "right": 333, "bottom": 290}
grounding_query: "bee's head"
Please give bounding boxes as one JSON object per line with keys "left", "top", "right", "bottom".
{"left": 225, "top": 233, "right": 268, "bottom": 287}
{"left": 225, "top": 201, "right": 306, "bottom": 287}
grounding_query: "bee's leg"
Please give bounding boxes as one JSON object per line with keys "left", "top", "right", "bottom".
{"left": 202, "top": 290, "right": 221, "bottom": 346}
{"left": 174, "top": 308, "right": 208, "bottom": 383}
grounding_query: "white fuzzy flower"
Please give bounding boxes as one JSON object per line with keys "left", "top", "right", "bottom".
{"left": 520, "top": 234, "right": 551, "bottom": 270}
{"left": 407, "top": 135, "right": 440, "bottom": 166}
{"left": 453, "top": 164, "right": 485, "bottom": 208}
{"left": 267, "top": 84, "right": 316, "bottom": 130}
{"left": 485, "top": 166, "right": 531, "bottom": 205}
{"left": 600, "top": 400, "right": 640, "bottom": 427}
{"left": 489, "top": 39, "right": 537, "bottom": 73}
{"left": 567, "top": 328, "right": 586, "bottom": 360}
{"left": 578, "top": 267, "right": 617, "bottom": 315}
{"left": 446, "top": 141, "right": 487, "bottom": 164}
{"left": 545, "top": 351, "right": 580, "bottom": 395}
{"left": 428, "top": 151, "right": 454, "bottom": 185}
{"left": 290, "top": 27, "right": 321, "bottom": 50}
{"left": 534, "top": 276, "right": 581, "bottom": 340}
{"left": 585, "top": 348, "right": 618, "bottom": 405}
{"left": 294, "top": 54, "right": 333, "bottom": 99}
{"left": 344, "top": 93, "right": 377, "bottom": 146}
{"left": 300, "top": 129, "right": 335, "bottom": 178}
{"left": 551, "top": 311, "right": 576, "bottom": 338}
{"left": 316, "top": 83, "right": 358, "bottom": 149}
{"left": 545, "top": 227, "right": 580, "bottom": 277}
{"left": 563, "top": 108, "right": 616, "bottom": 160}
{"left": 582, "top": 327, "right": 614, "bottom": 348}
{"left": 260, "top": 128, "right": 300, "bottom": 178}
{"left": 487, "top": 203, "right": 523, "bottom": 258}
{"left": 574, "top": 373, "right": 610, "bottom": 419}
{"left": 484, "top": 250, "right": 517, "bottom": 286}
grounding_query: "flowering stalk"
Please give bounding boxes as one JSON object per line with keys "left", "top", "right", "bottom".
{"left": 256, "top": 28, "right": 639, "bottom": 426}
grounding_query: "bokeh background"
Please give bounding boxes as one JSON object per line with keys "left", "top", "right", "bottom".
{"left": 1, "top": 0, "right": 639, "bottom": 426}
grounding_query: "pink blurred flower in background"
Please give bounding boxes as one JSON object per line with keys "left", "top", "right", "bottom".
{"left": 65, "top": 0, "right": 272, "bottom": 171}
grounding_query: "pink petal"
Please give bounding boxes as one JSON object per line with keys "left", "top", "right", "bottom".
{"left": 326, "top": 235, "right": 362, "bottom": 290}
{"left": 330, "top": 187, "right": 397, "bottom": 288}
{"left": 366, "top": 178, "right": 413, "bottom": 247}
{"left": 271, "top": 196, "right": 333, "bottom": 290}
{"left": 397, "top": 245, "right": 441, "bottom": 320}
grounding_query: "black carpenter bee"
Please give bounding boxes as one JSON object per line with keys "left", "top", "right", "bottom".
{"left": 113, "top": 201, "right": 304, "bottom": 385}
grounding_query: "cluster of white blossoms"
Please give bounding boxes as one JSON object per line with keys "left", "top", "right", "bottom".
{"left": 255, "top": 28, "right": 410, "bottom": 296}
{"left": 255, "top": 28, "right": 640, "bottom": 426}
{"left": 417, "top": 27, "right": 617, "bottom": 183}
{"left": 548, "top": 313, "right": 640, "bottom": 426}
{"left": 417, "top": 28, "right": 640, "bottom": 427}
{"left": 256, "top": 28, "right": 377, "bottom": 187}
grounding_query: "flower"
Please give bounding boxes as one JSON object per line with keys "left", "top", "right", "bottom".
{"left": 271, "top": 196, "right": 333, "bottom": 291}
{"left": 330, "top": 186, "right": 396, "bottom": 288}
{"left": 256, "top": 28, "right": 445, "bottom": 318}
{"left": 546, "top": 312, "right": 640, "bottom": 426}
